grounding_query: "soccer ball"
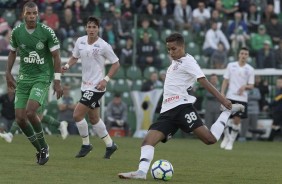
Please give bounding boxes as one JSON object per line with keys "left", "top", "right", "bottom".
{"left": 151, "top": 159, "right": 174, "bottom": 181}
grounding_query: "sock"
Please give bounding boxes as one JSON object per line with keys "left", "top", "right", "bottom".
{"left": 229, "top": 123, "right": 240, "bottom": 142}
{"left": 210, "top": 111, "right": 231, "bottom": 141}
{"left": 76, "top": 119, "right": 89, "bottom": 145}
{"left": 92, "top": 119, "right": 113, "bottom": 147}
{"left": 19, "top": 122, "right": 41, "bottom": 152}
{"left": 33, "top": 122, "right": 48, "bottom": 149}
{"left": 9, "top": 121, "right": 20, "bottom": 135}
{"left": 138, "top": 145, "right": 155, "bottom": 174}
{"left": 41, "top": 115, "right": 60, "bottom": 128}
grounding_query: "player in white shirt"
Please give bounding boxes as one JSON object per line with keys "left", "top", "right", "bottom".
{"left": 62, "top": 16, "right": 120, "bottom": 159}
{"left": 118, "top": 33, "right": 244, "bottom": 180}
{"left": 220, "top": 47, "right": 255, "bottom": 150}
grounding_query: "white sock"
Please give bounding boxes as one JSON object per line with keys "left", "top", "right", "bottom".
{"left": 138, "top": 145, "right": 154, "bottom": 174}
{"left": 76, "top": 119, "right": 89, "bottom": 145}
{"left": 230, "top": 123, "right": 240, "bottom": 142}
{"left": 92, "top": 119, "right": 113, "bottom": 147}
{"left": 210, "top": 111, "right": 231, "bottom": 141}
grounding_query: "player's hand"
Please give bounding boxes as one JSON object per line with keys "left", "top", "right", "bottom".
{"left": 95, "top": 80, "right": 107, "bottom": 91}
{"left": 61, "top": 65, "right": 69, "bottom": 74}
{"left": 53, "top": 80, "right": 63, "bottom": 99}
{"left": 6, "top": 72, "right": 16, "bottom": 91}
{"left": 222, "top": 99, "right": 232, "bottom": 110}
{"left": 238, "top": 86, "right": 245, "bottom": 95}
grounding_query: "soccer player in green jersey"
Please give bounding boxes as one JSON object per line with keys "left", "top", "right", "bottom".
{"left": 5, "top": 1, "right": 63, "bottom": 165}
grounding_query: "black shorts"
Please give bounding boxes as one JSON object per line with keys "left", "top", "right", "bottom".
{"left": 79, "top": 90, "right": 105, "bottom": 109}
{"left": 229, "top": 99, "right": 248, "bottom": 119}
{"left": 149, "top": 104, "right": 204, "bottom": 143}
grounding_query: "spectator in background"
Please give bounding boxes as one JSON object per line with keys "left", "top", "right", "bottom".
{"left": 274, "top": 39, "right": 282, "bottom": 69}
{"left": 58, "top": 7, "right": 76, "bottom": 41}
{"left": 0, "top": 92, "right": 15, "bottom": 132}
{"left": 265, "top": 14, "right": 282, "bottom": 45}
{"left": 154, "top": 0, "right": 175, "bottom": 30}
{"left": 243, "top": 3, "right": 261, "bottom": 33}
{"left": 256, "top": 40, "right": 276, "bottom": 68}
{"left": 254, "top": 76, "right": 269, "bottom": 112}
{"left": 174, "top": 0, "right": 192, "bottom": 30}
{"left": 240, "top": 87, "right": 261, "bottom": 141}
{"left": 119, "top": 36, "right": 133, "bottom": 67}
{"left": 137, "top": 18, "right": 158, "bottom": 42}
{"left": 111, "top": 8, "right": 132, "bottom": 39}
{"left": 210, "top": 42, "right": 228, "bottom": 69}
{"left": 105, "top": 93, "right": 130, "bottom": 136}
{"left": 102, "top": 20, "right": 119, "bottom": 55}
{"left": 57, "top": 84, "right": 78, "bottom": 136}
{"left": 0, "top": 30, "right": 10, "bottom": 56}
{"left": 0, "top": 18, "right": 11, "bottom": 35}
{"left": 85, "top": 0, "right": 105, "bottom": 18}
{"left": 250, "top": 24, "right": 272, "bottom": 55}
{"left": 221, "top": 0, "right": 239, "bottom": 18}
{"left": 141, "top": 72, "right": 163, "bottom": 92}
{"left": 41, "top": 5, "right": 59, "bottom": 34}
{"left": 268, "top": 76, "right": 282, "bottom": 141}
{"left": 192, "top": 1, "right": 211, "bottom": 33}
{"left": 203, "top": 21, "right": 230, "bottom": 57}
{"left": 137, "top": 32, "right": 161, "bottom": 71}
{"left": 204, "top": 74, "right": 221, "bottom": 129}
{"left": 249, "top": 0, "right": 267, "bottom": 13}
{"left": 227, "top": 12, "right": 249, "bottom": 55}
{"left": 209, "top": 9, "right": 225, "bottom": 30}
{"left": 261, "top": 4, "right": 276, "bottom": 23}
{"left": 1, "top": 9, "right": 17, "bottom": 27}
{"left": 238, "top": 0, "right": 250, "bottom": 13}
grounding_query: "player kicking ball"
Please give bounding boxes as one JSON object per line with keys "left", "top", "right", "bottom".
{"left": 118, "top": 33, "right": 244, "bottom": 179}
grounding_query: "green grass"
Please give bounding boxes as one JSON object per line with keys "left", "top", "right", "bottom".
{"left": 1, "top": 135, "right": 282, "bottom": 184}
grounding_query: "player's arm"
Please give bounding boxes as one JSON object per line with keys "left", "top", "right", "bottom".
{"left": 221, "top": 78, "right": 229, "bottom": 96}
{"left": 198, "top": 77, "right": 232, "bottom": 110}
{"left": 52, "top": 49, "right": 63, "bottom": 99}
{"left": 238, "top": 84, "right": 254, "bottom": 95}
{"left": 106, "top": 61, "right": 120, "bottom": 81}
{"left": 6, "top": 50, "right": 17, "bottom": 92}
{"left": 61, "top": 56, "right": 78, "bottom": 73}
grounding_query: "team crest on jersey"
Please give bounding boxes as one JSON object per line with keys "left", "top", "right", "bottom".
{"left": 36, "top": 41, "right": 44, "bottom": 50}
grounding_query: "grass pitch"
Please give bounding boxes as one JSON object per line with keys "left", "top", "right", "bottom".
{"left": 0, "top": 135, "right": 282, "bottom": 184}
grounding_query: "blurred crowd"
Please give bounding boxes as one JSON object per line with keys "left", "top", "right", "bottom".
{"left": 0, "top": 0, "right": 282, "bottom": 70}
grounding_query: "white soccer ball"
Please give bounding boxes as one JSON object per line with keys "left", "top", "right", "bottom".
{"left": 151, "top": 159, "right": 174, "bottom": 181}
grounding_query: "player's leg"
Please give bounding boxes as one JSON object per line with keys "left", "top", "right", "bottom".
{"left": 15, "top": 83, "right": 42, "bottom": 163}
{"left": 73, "top": 102, "right": 92, "bottom": 158}
{"left": 118, "top": 130, "right": 165, "bottom": 180}
{"left": 225, "top": 116, "right": 241, "bottom": 150}
{"left": 40, "top": 114, "right": 68, "bottom": 139}
{"left": 0, "top": 121, "right": 19, "bottom": 143}
{"left": 28, "top": 82, "right": 51, "bottom": 165}
{"left": 118, "top": 110, "right": 177, "bottom": 180}
{"left": 220, "top": 119, "right": 232, "bottom": 149}
{"left": 88, "top": 107, "right": 117, "bottom": 159}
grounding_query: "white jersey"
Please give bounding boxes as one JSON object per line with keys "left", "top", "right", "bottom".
{"left": 72, "top": 36, "right": 119, "bottom": 92}
{"left": 161, "top": 54, "right": 205, "bottom": 113}
{"left": 224, "top": 62, "right": 255, "bottom": 102}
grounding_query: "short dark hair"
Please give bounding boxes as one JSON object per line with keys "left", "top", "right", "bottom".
{"left": 240, "top": 47, "right": 249, "bottom": 52}
{"left": 114, "top": 93, "right": 121, "bottom": 98}
{"left": 86, "top": 16, "right": 100, "bottom": 27}
{"left": 166, "top": 33, "right": 185, "bottom": 45}
{"left": 23, "top": 1, "right": 37, "bottom": 10}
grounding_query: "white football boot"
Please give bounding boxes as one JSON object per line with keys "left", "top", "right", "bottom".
{"left": 59, "top": 121, "right": 69, "bottom": 140}
{"left": 0, "top": 132, "right": 13, "bottom": 143}
{"left": 118, "top": 170, "right": 146, "bottom": 179}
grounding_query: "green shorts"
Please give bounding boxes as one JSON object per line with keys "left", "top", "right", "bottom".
{"left": 15, "top": 81, "right": 50, "bottom": 113}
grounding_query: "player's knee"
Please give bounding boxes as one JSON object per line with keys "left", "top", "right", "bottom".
{"left": 203, "top": 136, "right": 217, "bottom": 145}
{"left": 26, "top": 109, "right": 37, "bottom": 119}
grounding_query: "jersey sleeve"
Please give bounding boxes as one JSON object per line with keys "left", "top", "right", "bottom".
{"left": 186, "top": 57, "right": 205, "bottom": 79}
{"left": 72, "top": 38, "right": 80, "bottom": 58}
{"left": 45, "top": 26, "right": 60, "bottom": 52}
{"left": 102, "top": 43, "right": 119, "bottom": 64}
{"left": 9, "top": 27, "right": 18, "bottom": 51}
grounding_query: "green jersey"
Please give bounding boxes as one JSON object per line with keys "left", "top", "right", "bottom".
{"left": 10, "top": 22, "right": 60, "bottom": 83}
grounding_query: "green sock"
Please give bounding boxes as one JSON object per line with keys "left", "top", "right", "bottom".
{"left": 9, "top": 121, "right": 20, "bottom": 135}
{"left": 32, "top": 122, "right": 48, "bottom": 149}
{"left": 19, "top": 122, "right": 41, "bottom": 152}
{"left": 41, "top": 115, "right": 60, "bottom": 128}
